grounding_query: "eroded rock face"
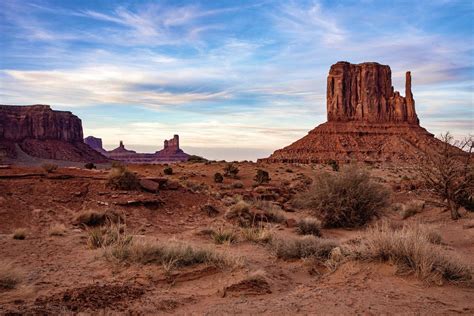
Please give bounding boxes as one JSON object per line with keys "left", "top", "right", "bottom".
{"left": 84, "top": 136, "right": 107, "bottom": 154}
{"left": 261, "top": 62, "right": 446, "bottom": 164}
{"left": 327, "top": 62, "right": 418, "bottom": 124}
{"left": 0, "top": 105, "right": 83, "bottom": 142}
{"left": 0, "top": 105, "right": 108, "bottom": 162}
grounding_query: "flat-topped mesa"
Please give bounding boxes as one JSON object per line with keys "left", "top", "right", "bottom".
{"left": 326, "top": 62, "right": 418, "bottom": 124}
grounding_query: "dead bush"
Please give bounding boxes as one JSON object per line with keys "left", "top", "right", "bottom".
{"left": 84, "top": 162, "right": 96, "bottom": 170}
{"left": 0, "top": 262, "right": 22, "bottom": 290}
{"left": 254, "top": 169, "right": 270, "bottom": 185}
{"left": 297, "top": 218, "right": 322, "bottom": 236}
{"left": 163, "top": 167, "right": 173, "bottom": 175}
{"left": 224, "top": 163, "right": 239, "bottom": 178}
{"left": 271, "top": 235, "right": 338, "bottom": 260}
{"left": 225, "top": 201, "right": 254, "bottom": 227}
{"left": 211, "top": 227, "right": 238, "bottom": 245}
{"left": 350, "top": 222, "right": 471, "bottom": 284}
{"left": 87, "top": 224, "right": 132, "bottom": 249}
{"left": 294, "top": 166, "right": 389, "bottom": 228}
{"left": 400, "top": 200, "right": 425, "bottom": 219}
{"left": 107, "top": 166, "right": 139, "bottom": 190}
{"left": 253, "top": 200, "right": 287, "bottom": 223}
{"left": 12, "top": 228, "right": 27, "bottom": 240}
{"left": 73, "top": 210, "right": 122, "bottom": 227}
{"left": 214, "top": 172, "right": 224, "bottom": 183}
{"left": 48, "top": 223, "right": 67, "bottom": 236}
{"left": 240, "top": 226, "right": 273, "bottom": 244}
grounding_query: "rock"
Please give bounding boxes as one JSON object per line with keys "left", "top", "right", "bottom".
{"left": 139, "top": 179, "right": 160, "bottom": 193}
{"left": 84, "top": 136, "right": 108, "bottom": 155}
{"left": 0, "top": 104, "right": 108, "bottom": 162}
{"left": 260, "top": 61, "right": 458, "bottom": 164}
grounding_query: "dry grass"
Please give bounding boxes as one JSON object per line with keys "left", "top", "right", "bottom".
{"left": 400, "top": 200, "right": 425, "bottom": 219}
{"left": 271, "top": 235, "right": 338, "bottom": 260}
{"left": 74, "top": 210, "right": 122, "bottom": 227}
{"left": 350, "top": 222, "right": 471, "bottom": 284}
{"left": 12, "top": 228, "right": 27, "bottom": 240}
{"left": 297, "top": 217, "right": 322, "bottom": 237}
{"left": 0, "top": 262, "right": 22, "bottom": 290}
{"left": 253, "top": 200, "right": 287, "bottom": 223}
{"left": 48, "top": 223, "right": 67, "bottom": 236}
{"left": 211, "top": 227, "right": 238, "bottom": 245}
{"left": 87, "top": 224, "right": 132, "bottom": 249}
{"left": 225, "top": 201, "right": 255, "bottom": 227}
{"left": 106, "top": 239, "right": 239, "bottom": 269}
{"left": 107, "top": 166, "right": 140, "bottom": 190}
{"left": 293, "top": 166, "right": 389, "bottom": 228}
{"left": 240, "top": 226, "right": 273, "bottom": 244}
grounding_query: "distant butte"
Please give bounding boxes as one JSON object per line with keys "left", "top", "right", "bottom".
{"left": 84, "top": 135, "right": 190, "bottom": 163}
{"left": 261, "top": 61, "right": 452, "bottom": 164}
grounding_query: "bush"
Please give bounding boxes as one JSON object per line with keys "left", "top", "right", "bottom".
{"left": 12, "top": 228, "right": 27, "bottom": 240}
{"left": 224, "top": 163, "right": 239, "bottom": 178}
{"left": 107, "top": 166, "right": 139, "bottom": 190}
{"left": 296, "top": 166, "right": 389, "bottom": 228}
{"left": 106, "top": 239, "right": 237, "bottom": 269}
{"left": 84, "top": 162, "right": 96, "bottom": 169}
{"left": 42, "top": 163, "right": 58, "bottom": 173}
{"left": 48, "top": 223, "right": 67, "bottom": 236}
{"left": 225, "top": 201, "right": 254, "bottom": 227}
{"left": 351, "top": 222, "right": 471, "bottom": 284}
{"left": 326, "top": 159, "right": 339, "bottom": 171}
{"left": 187, "top": 155, "right": 207, "bottom": 163}
{"left": 271, "top": 235, "right": 338, "bottom": 260}
{"left": 87, "top": 224, "right": 132, "bottom": 249}
{"left": 254, "top": 169, "right": 270, "bottom": 185}
{"left": 214, "top": 172, "right": 224, "bottom": 183}
{"left": 211, "top": 227, "right": 237, "bottom": 245}
{"left": 0, "top": 262, "right": 22, "bottom": 290}
{"left": 232, "top": 181, "right": 244, "bottom": 189}
{"left": 400, "top": 200, "right": 425, "bottom": 219}
{"left": 297, "top": 218, "right": 322, "bottom": 236}
{"left": 163, "top": 167, "right": 173, "bottom": 175}
{"left": 73, "top": 210, "right": 122, "bottom": 227}
{"left": 241, "top": 226, "right": 273, "bottom": 244}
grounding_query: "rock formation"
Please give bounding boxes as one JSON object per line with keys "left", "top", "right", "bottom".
{"left": 85, "top": 134, "right": 190, "bottom": 163}
{"left": 261, "top": 61, "right": 450, "bottom": 164}
{"left": 0, "top": 105, "right": 108, "bottom": 162}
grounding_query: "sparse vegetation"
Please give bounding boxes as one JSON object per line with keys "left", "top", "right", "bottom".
{"left": 48, "top": 223, "right": 67, "bottom": 236}
{"left": 400, "top": 200, "right": 425, "bottom": 219}
{"left": 84, "top": 162, "right": 96, "bottom": 169}
{"left": 0, "top": 262, "right": 22, "bottom": 290}
{"left": 106, "top": 239, "right": 238, "bottom": 269}
{"left": 241, "top": 226, "right": 273, "bottom": 244}
{"left": 271, "top": 235, "right": 338, "bottom": 260}
{"left": 350, "top": 222, "right": 471, "bottom": 284}
{"left": 187, "top": 155, "right": 207, "bottom": 163}
{"left": 87, "top": 224, "right": 132, "bottom": 249}
{"left": 232, "top": 181, "right": 244, "bottom": 189}
{"left": 163, "top": 166, "right": 173, "bottom": 175}
{"left": 254, "top": 169, "right": 270, "bottom": 185}
{"left": 107, "top": 165, "right": 140, "bottom": 190}
{"left": 42, "top": 163, "right": 58, "bottom": 173}
{"left": 224, "top": 163, "right": 239, "bottom": 178}
{"left": 214, "top": 172, "right": 224, "bottom": 183}
{"left": 211, "top": 227, "right": 237, "bottom": 245}
{"left": 419, "top": 132, "right": 473, "bottom": 219}
{"left": 74, "top": 210, "right": 122, "bottom": 227}
{"left": 294, "top": 166, "right": 389, "bottom": 228}
{"left": 326, "top": 159, "right": 339, "bottom": 171}
{"left": 12, "top": 228, "right": 27, "bottom": 240}
{"left": 297, "top": 218, "right": 322, "bottom": 236}
{"left": 201, "top": 204, "right": 219, "bottom": 217}
{"left": 225, "top": 201, "right": 255, "bottom": 227}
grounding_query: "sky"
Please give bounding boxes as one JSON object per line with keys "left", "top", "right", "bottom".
{"left": 0, "top": 0, "right": 473, "bottom": 161}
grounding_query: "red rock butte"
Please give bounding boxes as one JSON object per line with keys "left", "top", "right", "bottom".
{"left": 261, "top": 61, "right": 449, "bottom": 164}
{"left": 85, "top": 135, "right": 190, "bottom": 163}
{"left": 0, "top": 104, "right": 107, "bottom": 162}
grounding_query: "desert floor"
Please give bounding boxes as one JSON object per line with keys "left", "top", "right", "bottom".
{"left": 0, "top": 161, "right": 473, "bottom": 315}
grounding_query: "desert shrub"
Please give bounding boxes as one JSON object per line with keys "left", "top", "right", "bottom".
{"left": 241, "top": 226, "right": 273, "bottom": 244}
{"left": 107, "top": 239, "right": 237, "bottom": 269}
{"left": 84, "top": 162, "right": 96, "bottom": 170}
{"left": 214, "top": 172, "right": 224, "bottom": 183}
{"left": 48, "top": 223, "right": 67, "bottom": 236}
{"left": 211, "top": 227, "right": 237, "bottom": 245}
{"left": 225, "top": 201, "right": 254, "bottom": 227}
{"left": 224, "top": 163, "right": 239, "bottom": 178}
{"left": 0, "top": 262, "right": 22, "bottom": 290}
{"left": 286, "top": 168, "right": 293, "bottom": 173}
{"left": 254, "top": 169, "right": 270, "bottom": 185}
{"left": 297, "top": 218, "right": 322, "bottom": 237}
{"left": 201, "top": 204, "right": 219, "bottom": 217}
{"left": 74, "top": 210, "right": 122, "bottom": 227}
{"left": 232, "top": 181, "right": 244, "bottom": 189}
{"left": 12, "top": 228, "right": 27, "bottom": 240}
{"left": 400, "top": 200, "right": 425, "bottom": 219}
{"left": 271, "top": 235, "right": 338, "bottom": 260}
{"left": 187, "top": 155, "right": 207, "bottom": 163}
{"left": 163, "top": 167, "right": 173, "bottom": 175}
{"left": 296, "top": 166, "right": 389, "bottom": 228}
{"left": 253, "top": 200, "right": 286, "bottom": 223}
{"left": 87, "top": 224, "right": 132, "bottom": 249}
{"left": 326, "top": 159, "right": 339, "bottom": 171}
{"left": 350, "top": 222, "right": 470, "bottom": 284}
{"left": 107, "top": 166, "right": 139, "bottom": 190}
{"left": 42, "top": 163, "right": 58, "bottom": 173}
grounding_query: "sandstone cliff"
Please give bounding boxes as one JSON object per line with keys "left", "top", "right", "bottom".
{"left": 262, "top": 62, "right": 447, "bottom": 164}
{"left": 0, "top": 105, "right": 108, "bottom": 162}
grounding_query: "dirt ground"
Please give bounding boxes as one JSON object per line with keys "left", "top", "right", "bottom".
{"left": 0, "top": 161, "right": 473, "bottom": 315}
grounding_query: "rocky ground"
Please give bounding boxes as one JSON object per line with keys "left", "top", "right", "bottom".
{"left": 0, "top": 161, "right": 473, "bottom": 315}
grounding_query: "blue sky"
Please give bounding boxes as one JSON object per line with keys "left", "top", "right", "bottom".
{"left": 1, "top": 0, "right": 473, "bottom": 160}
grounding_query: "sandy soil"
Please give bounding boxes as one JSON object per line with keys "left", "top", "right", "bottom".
{"left": 0, "top": 162, "right": 473, "bottom": 315}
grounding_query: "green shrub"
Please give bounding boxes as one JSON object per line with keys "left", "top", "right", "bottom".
{"left": 295, "top": 166, "right": 389, "bottom": 228}
{"left": 224, "top": 163, "right": 239, "bottom": 178}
